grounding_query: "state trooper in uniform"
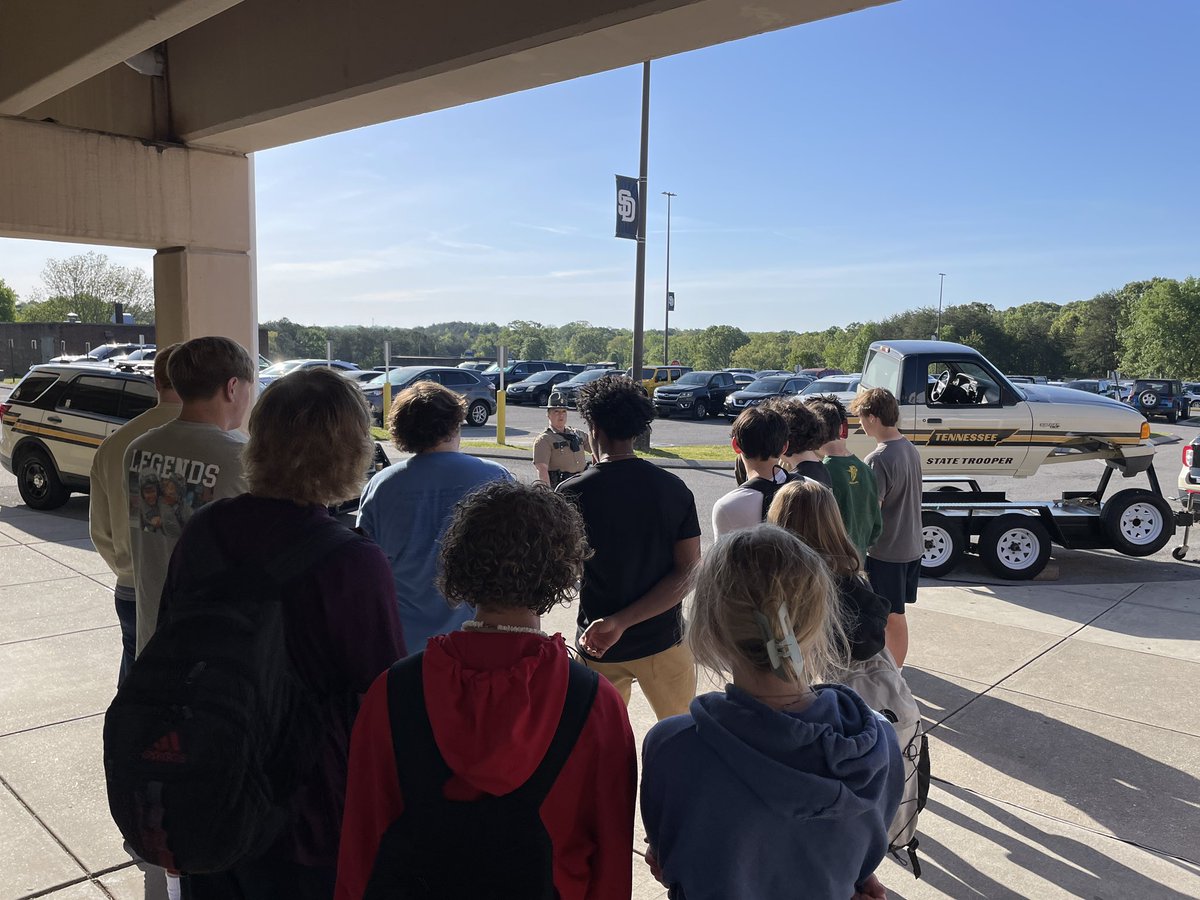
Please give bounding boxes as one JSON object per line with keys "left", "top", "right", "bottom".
{"left": 533, "top": 389, "right": 593, "bottom": 488}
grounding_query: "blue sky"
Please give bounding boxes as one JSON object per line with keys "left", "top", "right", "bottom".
{"left": 2, "top": 0, "right": 1197, "bottom": 332}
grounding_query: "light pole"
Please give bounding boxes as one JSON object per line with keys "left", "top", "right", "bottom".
{"left": 936, "top": 273, "right": 946, "bottom": 341}
{"left": 662, "top": 191, "right": 676, "bottom": 365}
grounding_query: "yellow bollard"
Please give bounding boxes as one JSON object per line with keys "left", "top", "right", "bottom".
{"left": 497, "top": 392, "right": 506, "bottom": 445}
{"left": 383, "top": 381, "right": 392, "bottom": 425}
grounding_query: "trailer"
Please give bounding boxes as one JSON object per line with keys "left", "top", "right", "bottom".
{"left": 918, "top": 463, "right": 1180, "bottom": 580}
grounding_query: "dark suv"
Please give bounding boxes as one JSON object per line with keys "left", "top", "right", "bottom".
{"left": 479, "top": 360, "right": 564, "bottom": 387}
{"left": 1129, "top": 379, "right": 1186, "bottom": 424}
{"left": 653, "top": 370, "right": 738, "bottom": 419}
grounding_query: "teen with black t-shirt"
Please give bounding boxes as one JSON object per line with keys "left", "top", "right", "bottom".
{"left": 558, "top": 375, "right": 701, "bottom": 720}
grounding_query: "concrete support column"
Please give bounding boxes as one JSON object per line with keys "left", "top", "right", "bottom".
{"left": 152, "top": 152, "right": 258, "bottom": 360}
{"left": 154, "top": 247, "right": 257, "bottom": 359}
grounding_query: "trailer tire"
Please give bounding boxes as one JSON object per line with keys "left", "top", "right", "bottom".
{"left": 980, "top": 515, "right": 1051, "bottom": 580}
{"left": 921, "top": 512, "right": 965, "bottom": 577}
{"left": 1101, "top": 489, "right": 1174, "bottom": 557}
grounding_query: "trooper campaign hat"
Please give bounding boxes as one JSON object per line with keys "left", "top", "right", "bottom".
{"left": 545, "top": 389, "right": 570, "bottom": 410}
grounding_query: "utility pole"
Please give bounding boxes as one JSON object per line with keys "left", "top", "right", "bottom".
{"left": 936, "top": 273, "right": 946, "bottom": 341}
{"left": 662, "top": 190, "right": 676, "bottom": 365}
{"left": 630, "top": 61, "right": 650, "bottom": 389}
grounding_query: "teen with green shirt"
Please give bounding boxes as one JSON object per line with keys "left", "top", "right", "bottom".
{"left": 808, "top": 396, "right": 883, "bottom": 556}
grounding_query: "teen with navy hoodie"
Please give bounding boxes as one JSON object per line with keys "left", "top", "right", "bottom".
{"left": 641, "top": 524, "right": 902, "bottom": 900}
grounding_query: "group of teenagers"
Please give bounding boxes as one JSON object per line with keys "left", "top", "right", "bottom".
{"left": 90, "top": 336, "right": 925, "bottom": 900}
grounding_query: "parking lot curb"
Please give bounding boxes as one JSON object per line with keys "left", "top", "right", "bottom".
{"left": 1150, "top": 433, "right": 1182, "bottom": 445}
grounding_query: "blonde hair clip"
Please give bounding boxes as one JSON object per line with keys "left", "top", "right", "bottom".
{"left": 753, "top": 605, "right": 805, "bottom": 682}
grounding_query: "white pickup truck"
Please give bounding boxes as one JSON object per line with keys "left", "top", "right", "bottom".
{"left": 843, "top": 341, "right": 1174, "bottom": 580}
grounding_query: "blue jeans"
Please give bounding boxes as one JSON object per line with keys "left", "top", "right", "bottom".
{"left": 114, "top": 584, "right": 137, "bottom": 686}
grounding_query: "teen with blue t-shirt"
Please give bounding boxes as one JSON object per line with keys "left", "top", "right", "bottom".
{"left": 641, "top": 524, "right": 903, "bottom": 900}
{"left": 358, "top": 381, "right": 512, "bottom": 651}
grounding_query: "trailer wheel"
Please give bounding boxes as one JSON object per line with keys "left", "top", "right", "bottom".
{"left": 921, "top": 512, "right": 965, "bottom": 577}
{"left": 980, "top": 515, "right": 1051, "bottom": 580}
{"left": 1101, "top": 489, "right": 1174, "bottom": 557}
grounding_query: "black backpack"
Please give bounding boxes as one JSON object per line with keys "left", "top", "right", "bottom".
{"left": 364, "top": 651, "right": 599, "bottom": 899}
{"left": 743, "top": 470, "right": 806, "bottom": 520}
{"left": 103, "top": 511, "right": 359, "bottom": 873}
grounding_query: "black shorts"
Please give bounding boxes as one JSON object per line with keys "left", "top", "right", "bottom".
{"left": 865, "top": 556, "right": 921, "bottom": 615}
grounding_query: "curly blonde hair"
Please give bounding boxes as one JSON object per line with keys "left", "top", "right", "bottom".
{"left": 438, "top": 480, "right": 591, "bottom": 616}
{"left": 245, "top": 368, "right": 374, "bottom": 506}
{"left": 688, "top": 524, "right": 848, "bottom": 685}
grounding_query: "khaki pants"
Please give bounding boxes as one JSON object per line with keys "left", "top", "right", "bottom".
{"left": 581, "top": 642, "right": 697, "bottom": 720}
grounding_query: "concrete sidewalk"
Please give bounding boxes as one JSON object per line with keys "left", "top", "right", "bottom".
{"left": 2, "top": 500, "right": 1198, "bottom": 898}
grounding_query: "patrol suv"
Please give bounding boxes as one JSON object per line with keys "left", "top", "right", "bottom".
{"left": 1, "top": 364, "right": 158, "bottom": 509}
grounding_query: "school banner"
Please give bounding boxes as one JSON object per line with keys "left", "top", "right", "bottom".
{"left": 615, "top": 175, "right": 639, "bottom": 240}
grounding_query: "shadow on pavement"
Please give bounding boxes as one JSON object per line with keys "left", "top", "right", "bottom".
{"left": 890, "top": 783, "right": 1200, "bottom": 900}
{"left": 907, "top": 670, "right": 1200, "bottom": 866}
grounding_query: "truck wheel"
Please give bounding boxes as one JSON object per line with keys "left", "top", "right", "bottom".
{"left": 16, "top": 448, "right": 70, "bottom": 510}
{"left": 979, "top": 515, "right": 1051, "bottom": 580}
{"left": 1167, "top": 410, "right": 1178, "bottom": 424}
{"left": 921, "top": 512, "right": 965, "bottom": 577}
{"left": 693, "top": 400, "right": 708, "bottom": 420}
{"left": 1101, "top": 489, "right": 1174, "bottom": 556}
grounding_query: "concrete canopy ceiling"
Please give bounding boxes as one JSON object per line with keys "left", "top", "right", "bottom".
{"left": 1, "top": 0, "right": 894, "bottom": 153}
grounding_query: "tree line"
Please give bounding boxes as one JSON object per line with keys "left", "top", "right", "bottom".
{"left": 269, "top": 276, "right": 1200, "bottom": 379}
{"left": 4, "top": 253, "right": 1197, "bottom": 378}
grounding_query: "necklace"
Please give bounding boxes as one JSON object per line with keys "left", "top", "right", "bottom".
{"left": 462, "top": 620, "right": 548, "bottom": 637}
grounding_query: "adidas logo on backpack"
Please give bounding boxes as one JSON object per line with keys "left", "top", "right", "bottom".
{"left": 140, "top": 732, "right": 186, "bottom": 765}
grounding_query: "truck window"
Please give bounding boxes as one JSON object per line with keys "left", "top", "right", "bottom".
{"left": 860, "top": 350, "right": 901, "bottom": 396}
{"left": 926, "top": 360, "right": 1001, "bottom": 406}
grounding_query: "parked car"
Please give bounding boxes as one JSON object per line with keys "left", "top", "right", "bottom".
{"left": 723, "top": 374, "right": 812, "bottom": 417}
{"left": 731, "top": 373, "right": 756, "bottom": 388}
{"left": 552, "top": 367, "right": 617, "bottom": 408}
{"left": 0, "top": 364, "right": 158, "bottom": 509}
{"left": 259, "top": 358, "right": 359, "bottom": 388}
{"left": 724, "top": 368, "right": 754, "bottom": 375}
{"left": 341, "top": 369, "right": 386, "bottom": 385}
{"left": 1064, "top": 378, "right": 1112, "bottom": 396}
{"left": 1181, "top": 382, "right": 1200, "bottom": 412}
{"left": 752, "top": 370, "right": 793, "bottom": 379}
{"left": 800, "top": 366, "right": 845, "bottom": 379}
{"left": 653, "top": 370, "right": 738, "bottom": 419}
{"left": 360, "top": 365, "right": 495, "bottom": 426}
{"left": 48, "top": 342, "right": 149, "bottom": 365}
{"left": 505, "top": 369, "right": 574, "bottom": 405}
{"left": 627, "top": 364, "right": 694, "bottom": 396}
{"left": 1128, "top": 378, "right": 1187, "bottom": 424}
{"left": 479, "top": 359, "right": 564, "bottom": 387}
{"left": 457, "top": 360, "right": 493, "bottom": 371}
{"left": 1006, "top": 374, "right": 1050, "bottom": 385}
{"left": 800, "top": 374, "right": 862, "bottom": 405}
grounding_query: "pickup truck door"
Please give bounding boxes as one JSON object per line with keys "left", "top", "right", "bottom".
{"left": 913, "top": 354, "right": 1032, "bottom": 478}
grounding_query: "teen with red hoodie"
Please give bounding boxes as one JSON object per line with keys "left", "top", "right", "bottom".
{"left": 335, "top": 480, "right": 637, "bottom": 899}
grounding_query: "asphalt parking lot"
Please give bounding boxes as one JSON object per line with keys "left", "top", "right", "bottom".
{"left": 2, "top": 387, "right": 1195, "bottom": 586}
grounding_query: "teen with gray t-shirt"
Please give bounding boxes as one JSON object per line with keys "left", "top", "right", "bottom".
{"left": 852, "top": 387, "right": 923, "bottom": 668}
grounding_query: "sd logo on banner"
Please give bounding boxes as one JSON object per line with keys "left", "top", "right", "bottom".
{"left": 615, "top": 175, "right": 639, "bottom": 240}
